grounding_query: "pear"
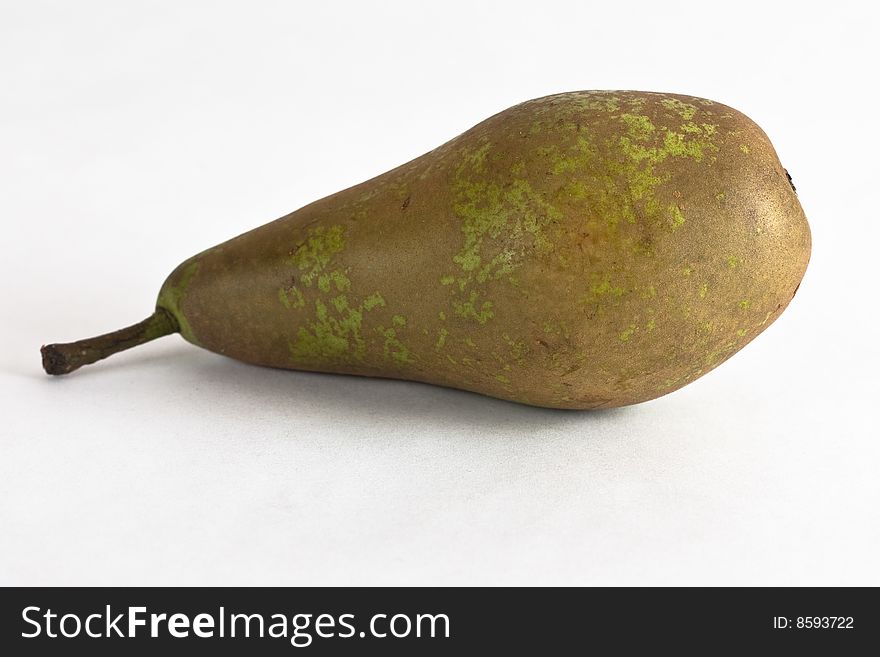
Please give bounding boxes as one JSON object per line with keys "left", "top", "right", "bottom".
{"left": 42, "top": 91, "right": 810, "bottom": 409}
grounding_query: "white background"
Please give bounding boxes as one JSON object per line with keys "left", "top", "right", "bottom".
{"left": 2, "top": 1, "right": 878, "bottom": 586}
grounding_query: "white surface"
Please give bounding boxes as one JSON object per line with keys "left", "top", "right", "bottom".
{"left": 1, "top": 1, "right": 878, "bottom": 586}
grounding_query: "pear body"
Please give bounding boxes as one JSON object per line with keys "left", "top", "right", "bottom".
{"left": 157, "top": 91, "right": 810, "bottom": 409}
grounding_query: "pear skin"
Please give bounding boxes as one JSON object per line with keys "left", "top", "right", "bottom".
{"left": 44, "top": 91, "right": 811, "bottom": 409}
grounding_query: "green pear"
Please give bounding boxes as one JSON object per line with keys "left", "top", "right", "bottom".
{"left": 42, "top": 91, "right": 811, "bottom": 409}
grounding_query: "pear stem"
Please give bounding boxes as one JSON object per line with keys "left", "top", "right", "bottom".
{"left": 41, "top": 309, "right": 179, "bottom": 375}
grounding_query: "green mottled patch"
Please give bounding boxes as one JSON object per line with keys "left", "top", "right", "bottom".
{"left": 465, "top": 141, "right": 492, "bottom": 171}
{"left": 699, "top": 283, "right": 708, "bottom": 299}
{"left": 502, "top": 332, "right": 527, "bottom": 363}
{"left": 567, "top": 92, "right": 620, "bottom": 113}
{"left": 453, "top": 249, "right": 481, "bottom": 272}
{"left": 646, "top": 318, "right": 656, "bottom": 331}
{"left": 668, "top": 205, "right": 685, "bottom": 230}
{"left": 362, "top": 292, "right": 385, "bottom": 311}
{"left": 739, "top": 299, "right": 752, "bottom": 310}
{"left": 727, "top": 256, "right": 740, "bottom": 268}
{"left": 316, "top": 270, "right": 351, "bottom": 293}
{"left": 681, "top": 122, "right": 717, "bottom": 137}
{"left": 620, "top": 113, "right": 656, "bottom": 140}
{"left": 445, "top": 143, "right": 561, "bottom": 324}
{"left": 435, "top": 327, "right": 449, "bottom": 349}
{"left": 590, "top": 273, "right": 626, "bottom": 298}
{"left": 451, "top": 174, "right": 557, "bottom": 276}
{"left": 544, "top": 109, "right": 720, "bottom": 235}
{"left": 619, "top": 324, "right": 637, "bottom": 341}
{"left": 660, "top": 129, "right": 715, "bottom": 162}
{"left": 278, "top": 285, "right": 305, "bottom": 309}
{"left": 376, "top": 326, "right": 414, "bottom": 364}
{"left": 290, "top": 299, "right": 363, "bottom": 362}
{"left": 453, "top": 290, "right": 494, "bottom": 324}
{"left": 475, "top": 249, "right": 516, "bottom": 284}
{"left": 331, "top": 295, "right": 349, "bottom": 313}
{"left": 285, "top": 225, "right": 413, "bottom": 366}
{"left": 661, "top": 98, "right": 697, "bottom": 120}
{"left": 291, "top": 225, "right": 345, "bottom": 284}
{"left": 494, "top": 374, "right": 511, "bottom": 384}
{"left": 739, "top": 144, "right": 750, "bottom": 154}
{"left": 292, "top": 296, "right": 377, "bottom": 364}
